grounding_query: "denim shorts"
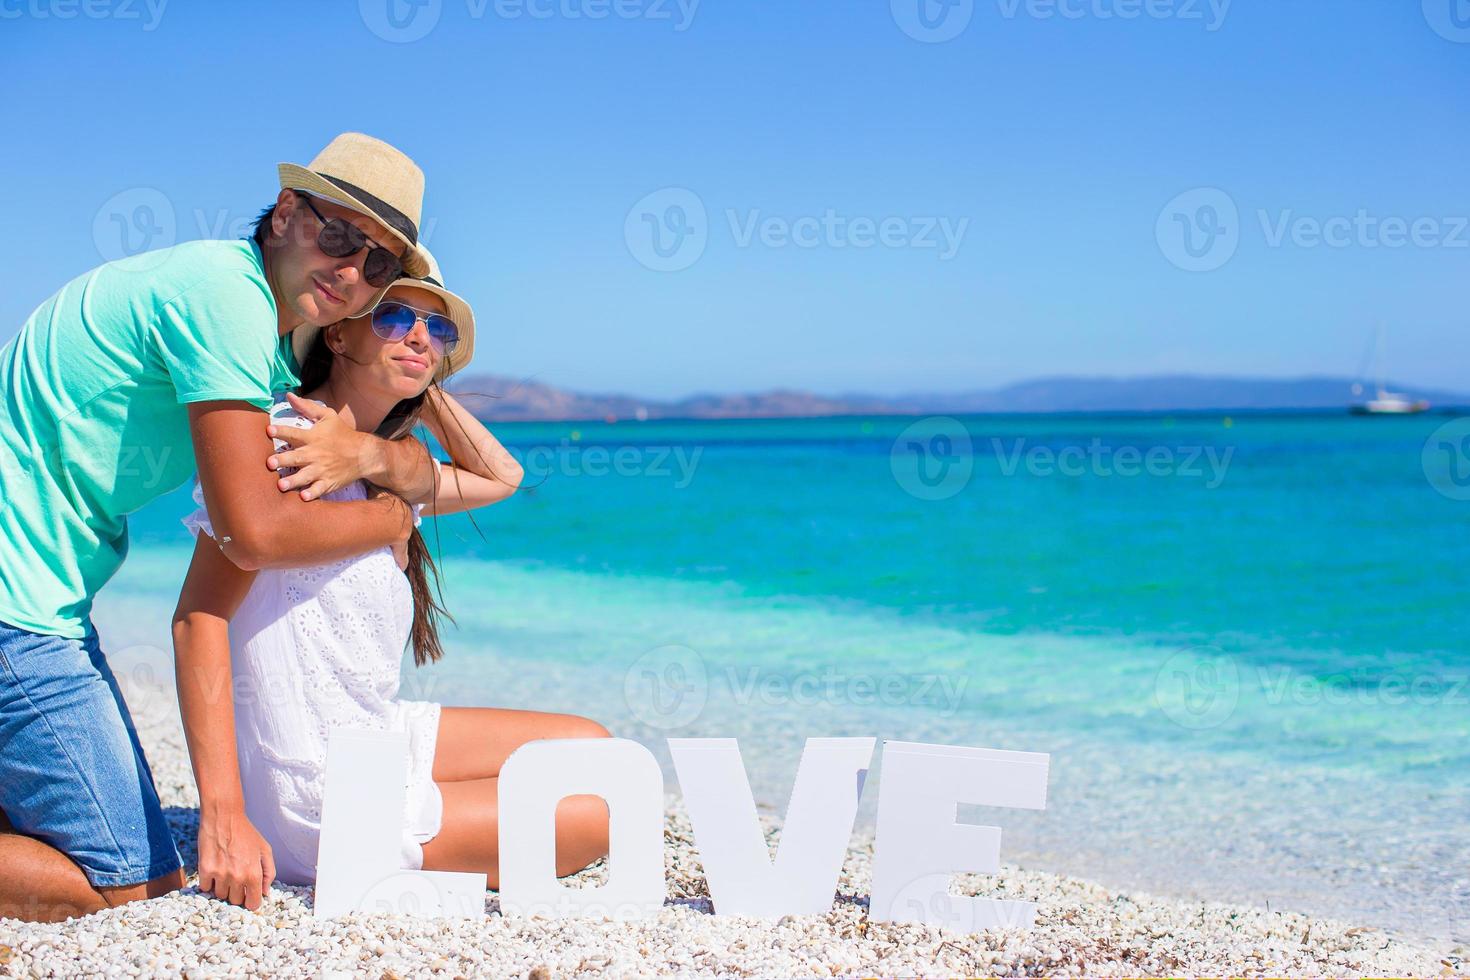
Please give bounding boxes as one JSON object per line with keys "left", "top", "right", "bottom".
{"left": 0, "top": 619, "right": 182, "bottom": 888}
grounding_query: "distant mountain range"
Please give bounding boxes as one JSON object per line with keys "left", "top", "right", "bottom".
{"left": 445, "top": 373, "right": 1470, "bottom": 421}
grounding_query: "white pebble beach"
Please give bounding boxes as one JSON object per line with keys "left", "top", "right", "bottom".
{"left": 1, "top": 677, "right": 1462, "bottom": 979}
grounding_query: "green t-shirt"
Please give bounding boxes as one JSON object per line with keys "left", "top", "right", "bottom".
{"left": 0, "top": 239, "right": 299, "bottom": 638}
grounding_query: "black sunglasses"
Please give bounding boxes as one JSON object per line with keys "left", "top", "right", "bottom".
{"left": 295, "top": 193, "right": 403, "bottom": 288}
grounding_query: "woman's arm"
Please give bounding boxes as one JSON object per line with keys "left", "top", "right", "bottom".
{"left": 172, "top": 533, "right": 276, "bottom": 911}
{"left": 418, "top": 462, "right": 515, "bottom": 517}
{"left": 418, "top": 388, "right": 525, "bottom": 516}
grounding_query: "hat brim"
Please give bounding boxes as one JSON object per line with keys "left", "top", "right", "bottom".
{"left": 278, "top": 163, "right": 431, "bottom": 279}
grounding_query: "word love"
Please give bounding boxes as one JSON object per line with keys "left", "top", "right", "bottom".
{"left": 315, "top": 733, "right": 1049, "bottom": 933}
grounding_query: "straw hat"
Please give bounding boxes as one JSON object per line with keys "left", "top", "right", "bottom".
{"left": 390, "top": 245, "right": 476, "bottom": 383}
{"left": 280, "top": 133, "right": 434, "bottom": 367}
{"left": 278, "top": 132, "right": 431, "bottom": 280}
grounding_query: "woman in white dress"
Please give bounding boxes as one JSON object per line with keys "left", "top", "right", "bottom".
{"left": 170, "top": 250, "right": 612, "bottom": 910}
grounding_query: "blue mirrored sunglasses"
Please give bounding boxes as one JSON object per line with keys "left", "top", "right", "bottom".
{"left": 361, "top": 300, "right": 460, "bottom": 355}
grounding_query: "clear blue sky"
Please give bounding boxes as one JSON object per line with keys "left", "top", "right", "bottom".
{"left": 3, "top": 0, "right": 1467, "bottom": 399}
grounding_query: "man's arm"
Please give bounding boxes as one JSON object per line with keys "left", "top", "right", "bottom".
{"left": 265, "top": 391, "right": 438, "bottom": 504}
{"left": 189, "top": 401, "right": 415, "bottom": 571}
{"left": 365, "top": 426, "right": 438, "bottom": 501}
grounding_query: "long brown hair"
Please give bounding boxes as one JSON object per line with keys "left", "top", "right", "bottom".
{"left": 294, "top": 329, "right": 493, "bottom": 667}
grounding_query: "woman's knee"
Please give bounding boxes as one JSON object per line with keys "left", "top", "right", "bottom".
{"left": 557, "top": 714, "right": 612, "bottom": 740}
{"left": 555, "top": 794, "right": 611, "bottom": 874}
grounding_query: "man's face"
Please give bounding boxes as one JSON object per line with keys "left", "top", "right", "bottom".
{"left": 265, "top": 189, "right": 407, "bottom": 327}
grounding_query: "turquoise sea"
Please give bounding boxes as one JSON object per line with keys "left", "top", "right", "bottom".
{"left": 101, "top": 412, "right": 1470, "bottom": 944}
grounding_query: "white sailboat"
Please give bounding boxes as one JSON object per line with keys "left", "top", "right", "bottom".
{"left": 1349, "top": 325, "right": 1429, "bottom": 415}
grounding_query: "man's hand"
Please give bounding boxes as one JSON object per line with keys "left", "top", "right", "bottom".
{"left": 266, "top": 392, "right": 383, "bottom": 501}
{"left": 197, "top": 805, "right": 275, "bottom": 911}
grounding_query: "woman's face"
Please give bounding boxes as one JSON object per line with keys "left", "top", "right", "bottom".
{"left": 324, "top": 284, "right": 447, "bottom": 402}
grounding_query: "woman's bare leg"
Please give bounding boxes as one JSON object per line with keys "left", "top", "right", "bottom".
{"left": 422, "top": 706, "right": 614, "bottom": 885}
{"left": 431, "top": 706, "right": 612, "bottom": 783}
{"left": 419, "top": 778, "right": 610, "bottom": 890}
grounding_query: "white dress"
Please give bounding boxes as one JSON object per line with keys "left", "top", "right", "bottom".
{"left": 182, "top": 413, "right": 443, "bottom": 887}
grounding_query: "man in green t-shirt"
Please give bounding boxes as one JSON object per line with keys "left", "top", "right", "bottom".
{"left": 0, "top": 133, "right": 442, "bottom": 922}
